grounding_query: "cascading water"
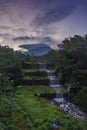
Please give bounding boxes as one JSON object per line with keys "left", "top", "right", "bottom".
{"left": 39, "top": 63, "right": 87, "bottom": 121}
{"left": 47, "top": 69, "right": 64, "bottom": 103}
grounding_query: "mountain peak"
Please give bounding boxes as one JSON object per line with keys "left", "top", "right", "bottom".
{"left": 19, "top": 43, "right": 52, "bottom": 56}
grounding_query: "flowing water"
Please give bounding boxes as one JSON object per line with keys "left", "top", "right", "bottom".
{"left": 39, "top": 63, "right": 87, "bottom": 121}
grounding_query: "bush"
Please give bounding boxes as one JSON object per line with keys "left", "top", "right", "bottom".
{"left": 0, "top": 122, "right": 6, "bottom": 130}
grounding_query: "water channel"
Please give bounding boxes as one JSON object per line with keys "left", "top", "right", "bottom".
{"left": 39, "top": 63, "right": 87, "bottom": 121}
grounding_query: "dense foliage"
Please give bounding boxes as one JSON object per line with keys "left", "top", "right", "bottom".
{"left": 0, "top": 46, "right": 25, "bottom": 94}
{"left": 0, "top": 38, "right": 87, "bottom": 130}
{"left": 42, "top": 35, "right": 87, "bottom": 112}
{"left": 57, "top": 35, "right": 87, "bottom": 85}
{"left": 56, "top": 35, "right": 87, "bottom": 112}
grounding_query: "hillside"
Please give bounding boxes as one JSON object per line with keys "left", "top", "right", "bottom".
{"left": 41, "top": 35, "right": 87, "bottom": 113}
{"left": 0, "top": 44, "right": 87, "bottom": 130}
{"left": 19, "top": 43, "right": 52, "bottom": 56}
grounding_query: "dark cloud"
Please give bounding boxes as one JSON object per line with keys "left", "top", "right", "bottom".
{"left": 31, "top": 0, "right": 84, "bottom": 27}
{"left": 0, "top": 25, "right": 11, "bottom": 30}
{"left": 0, "top": 0, "right": 12, "bottom": 12}
{"left": 0, "top": 0, "right": 8, "bottom": 8}
{"left": 0, "top": 0, "right": 84, "bottom": 25}
{"left": 0, "top": 0, "right": 87, "bottom": 51}
{"left": 33, "top": 5, "right": 75, "bottom": 26}
{"left": 41, "top": 37, "right": 55, "bottom": 43}
{"left": 0, "top": 0, "right": 82, "bottom": 14}
{"left": 29, "top": 0, "right": 81, "bottom": 11}
{"left": 0, "top": 33, "right": 13, "bottom": 38}
{"left": 12, "top": 35, "right": 53, "bottom": 42}
{"left": 12, "top": 36, "right": 30, "bottom": 41}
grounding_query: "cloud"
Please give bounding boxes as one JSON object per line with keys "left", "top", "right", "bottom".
{"left": 0, "top": 0, "right": 83, "bottom": 27}
{"left": 12, "top": 35, "right": 52, "bottom": 42}
{"left": 0, "top": 0, "right": 12, "bottom": 13}
{"left": 31, "top": 0, "right": 84, "bottom": 27}
{"left": 0, "top": 0, "right": 86, "bottom": 51}
{"left": 12, "top": 36, "right": 30, "bottom": 41}
{"left": 41, "top": 36, "right": 54, "bottom": 43}
{"left": 41, "top": 36, "right": 58, "bottom": 49}
{"left": 0, "top": 33, "right": 13, "bottom": 39}
{"left": 0, "top": 25, "right": 11, "bottom": 30}
{"left": 33, "top": 5, "right": 75, "bottom": 26}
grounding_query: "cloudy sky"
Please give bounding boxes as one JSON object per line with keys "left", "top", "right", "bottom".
{"left": 0, "top": 0, "right": 87, "bottom": 50}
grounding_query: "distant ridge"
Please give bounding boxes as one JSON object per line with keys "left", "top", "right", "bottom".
{"left": 19, "top": 43, "right": 52, "bottom": 56}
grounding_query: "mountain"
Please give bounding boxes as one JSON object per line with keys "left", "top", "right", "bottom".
{"left": 19, "top": 43, "right": 52, "bottom": 56}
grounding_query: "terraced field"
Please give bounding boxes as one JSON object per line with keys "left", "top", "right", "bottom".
{"left": 22, "top": 63, "right": 49, "bottom": 85}
{"left": 0, "top": 62, "right": 87, "bottom": 130}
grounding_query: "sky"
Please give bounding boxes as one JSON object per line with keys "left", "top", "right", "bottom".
{"left": 0, "top": 0, "right": 87, "bottom": 51}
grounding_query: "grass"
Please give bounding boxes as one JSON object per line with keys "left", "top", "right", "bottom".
{"left": 16, "top": 85, "right": 56, "bottom": 99}
{"left": 15, "top": 86, "right": 87, "bottom": 130}
{"left": 20, "top": 85, "right": 55, "bottom": 94}
{"left": 0, "top": 85, "right": 87, "bottom": 130}
{"left": 23, "top": 76, "right": 49, "bottom": 80}
{"left": 22, "top": 69, "right": 44, "bottom": 73}
{"left": 0, "top": 95, "right": 33, "bottom": 130}
{"left": 24, "top": 62, "right": 38, "bottom": 64}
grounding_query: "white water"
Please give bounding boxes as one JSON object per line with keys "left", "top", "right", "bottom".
{"left": 39, "top": 63, "right": 87, "bottom": 121}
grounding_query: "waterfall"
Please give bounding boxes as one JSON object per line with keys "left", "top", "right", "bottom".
{"left": 39, "top": 63, "right": 87, "bottom": 121}
{"left": 46, "top": 69, "right": 64, "bottom": 103}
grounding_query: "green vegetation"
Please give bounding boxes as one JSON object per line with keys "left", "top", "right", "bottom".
{"left": 22, "top": 69, "right": 47, "bottom": 77}
{"left": 0, "top": 46, "right": 25, "bottom": 94}
{"left": 22, "top": 69, "right": 46, "bottom": 74}
{"left": 23, "top": 76, "right": 48, "bottom": 80}
{"left": 22, "top": 64, "right": 49, "bottom": 85}
{"left": 0, "top": 86, "right": 87, "bottom": 130}
{"left": 21, "top": 61, "right": 39, "bottom": 69}
{"left": 56, "top": 35, "right": 87, "bottom": 112}
{"left": 22, "top": 85, "right": 55, "bottom": 95}
{"left": 0, "top": 96, "right": 33, "bottom": 130}
{"left": 41, "top": 35, "right": 87, "bottom": 113}
{"left": 0, "top": 37, "right": 87, "bottom": 130}
{"left": 73, "top": 87, "right": 87, "bottom": 112}
{"left": 22, "top": 69, "right": 41, "bottom": 73}
{"left": 0, "top": 46, "right": 23, "bottom": 71}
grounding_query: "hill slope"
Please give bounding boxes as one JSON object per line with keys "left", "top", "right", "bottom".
{"left": 19, "top": 43, "right": 52, "bottom": 56}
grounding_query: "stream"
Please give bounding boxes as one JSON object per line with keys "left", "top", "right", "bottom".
{"left": 39, "top": 63, "right": 87, "bottom": 121}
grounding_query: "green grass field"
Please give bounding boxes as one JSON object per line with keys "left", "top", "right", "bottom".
{"left": 0, "top": 85, "right": 87, "bottom": 130}
{"left": 22, "top": 69, "right": 44, "bottom": 73}
{"left": 23, "top": 76, "right": 49, "bottom": 80}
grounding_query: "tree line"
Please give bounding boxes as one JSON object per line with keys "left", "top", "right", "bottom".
{"left": 41, "top": 34, "right": 87, "bottom": 112}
